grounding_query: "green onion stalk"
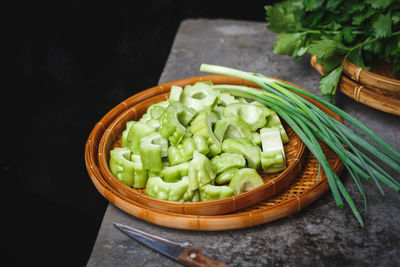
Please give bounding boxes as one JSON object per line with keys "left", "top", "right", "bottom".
{"left": 200, "top": 63, "right": 400, "bottom": 227}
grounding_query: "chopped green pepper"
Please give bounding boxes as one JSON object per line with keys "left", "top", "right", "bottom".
{"left": 190, "top": 110, "right": 221, "bottom": 156}
{"left": 121, "top": 121, "right": 135, "bottom": 148}
{"left": 139, "top": 114, "right": 161, "bottom": 130}
{"left": 193, "top": 135, "right": 210, "bottom": 155}
{"left": 213, "top": 105, "right": 225, "bottom": 119}
{"left": 169, "top": 85, "right": 183, "bottom": 102}
{"left": 223, "top": 103, "right": 272, "bottom": 131}
{"left": 149, "top": 107, "right": 166, "bottom": 120}
{"left": 222, "top": 137, "right": 261, "bottom": 170}
{"left": 211, "top": 153, "right": 246, "bottom": 174}
{"left": 251, "top": 132, "right": 261, "bottom": 146}
{"left": 145, "top": 176, "right": 195, "bottom": 202}
{"left": 214, "top": 115, "right": 252, "bottom": 143}
{"left": 160, "top": 162, "right": 189, "bottom": 183}
{"left": 229, "top": 168, "right": 263, "bottom": 195}
{"left": 215, "top": 167, "right": 239, "bottom": 185}
{"left": 182, "top": 82, "right": 219, "bottom": 111}
{"left": 217, "top": 92, "right": 239, "bottom": 106}
{"left": 160, "top": 102, "right": 196, "bottom": 145}
{"left": 188, "top": 151, "right": 216, "bottom": 191}
{"left": 266, "top": 111, "right": 289, "bottom": 144}
{"left": 127, "top": 122, "right": 156, "bottom": 154}
{"left": 260, "top": 127, "right": 286, "bottom": 173}
{"left": 130, "top": 154, "right": 149, "bottom": 188}
{"left": 167, "top": 137, "right": 195, "bottom": 166}
{"left": 109, "top": 148, "right": 148, "bottom": 188}
{"left": 186, "top": 189, "right": 200, "bottom": 202}
{"left": 147, "top": 100, "right": 169, "bottom": 119}
{"left": 139, "top": 132, "right": 168, "bottom": 172}
{"left": 199, "top": 184, "right": 234, "bottom": 201}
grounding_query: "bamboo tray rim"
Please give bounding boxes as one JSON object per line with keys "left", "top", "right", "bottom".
{"left": 343, "top": 59, "right": 400, "bottom": 92}
{"left": 310, "top": 55, "right": 400, "bottom": 116}
{"left": 85, "top": 75, "right": 344, "bottom": 231}
{"left": 97, "top": 88, "right": 306, "bottom": 215}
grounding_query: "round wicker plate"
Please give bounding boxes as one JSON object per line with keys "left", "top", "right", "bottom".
{"left": 96, "top": 82, "right": 306, "bottom": 216}
{"left": 85, "top": 75, "right": 344, "bottom": 230}
{"left": 310, "top": 55, "right": 400, "bottom": 116}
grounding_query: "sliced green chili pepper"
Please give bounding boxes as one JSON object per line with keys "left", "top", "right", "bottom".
{"left": 251, "top": 132, "right": 261, "bottom": 146}
{"left": 145, "top": 176, "right": 194, "bottom": 202}
{"left": 193, "top": 135, "right": 210, "bottom": 155}
{"left": 229, "top": 168, "right": 264, "bottom": 195}
{"left": 186, "top": 189, "right": 200, "bottom": 202}
{"left": 139, "top": 114, "right": 161, "bottom": 130}
{"left": 121, "top": 121, "right": 135, "bottom": 148}
{"left": 214, "top": 115, "right": 252, "bottom": 143}
{"left": 168, "top": 137, "right": 195, "bottom": 166}
{"left": 139, "top": 132, "right": 168, "bottom": 172}
{"left": 169, "top": 85, "right": 183, "bottom": 102}
{"left": 109, "top": 148, "right": 148, "bottom": 188}
{"left": 215, "top": 167, "right": 239, "bottom": 185}
{"left": 211, "top": 152, "right": 246, "bottom": 174}
{"left": 160, "top": 102, "right": 197, "bottom": 145}
{"left": 260, "top": 127, "right": 286, "bottom": 173}
{"left": 222, "top": 137, "right": 261, "bottom": 170}
{"left": 182, "top": 82, "right": 219, "bottom": 111}
{"left": 188, "top": 151, "right": 216, "bottom": 191}
{"left": 127, "top": 122, "right": 156, "bottom": 154}
{"left": 147, "top": 100, "right": 170, "bottom": 119}
{"left": 160, "top": 162, "right": 189, "bottom": 183}
{"left": 190, "top": 110, "right": 221, "bottom": 156}
{"left": 223, "top": 103, "right": 272, "bottom": 131}
{"left": 213, "top": 105, "right": 225, "bottom": 119}
{"left": 199, "top": 184, "right": 234, "bottom": 201}
{"left": 266, "top": 111, "right": 289, "bottom": 144}
{"left": 217, "top": 92, "right": 239, "bottom": 106}
{"left": 130, "top": 154, "right": 149, "bottom": 188}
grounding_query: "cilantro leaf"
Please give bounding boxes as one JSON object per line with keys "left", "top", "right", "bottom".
{"left": 365, "top": 0, "right": 393, "bottom": 9}
{"left": 265, "top": 1, "right": 304, "bottom": 33}
{"left": 372, "top": 13, "right": 392, "bottom": 38}
{"left": 348, "top": 48, "right": 369, "bottom": 70}
{"left": 304, "top": 0, "right": 325, "bottom": 11}
{"left": 363, "top": 39, "right": 385, "bottom": 55}
{"left": 392, "top": 12, "right": 400, "bottom": 24}
{"left": 320, "top": 55, "right": 342, "bottom": 73}
{"left": 265, "top": 0, "right": 400, "bottom": 105}
{"left": 307, "top": 39, "right": 349, "bottom": 59}
{"left": 319, "top": 66, "right": 344, "bottom": 103}
{"left": 383, "top": 35, "right": 400, "bottom": 62}
{"left": 341, "top": 26, "right": 354, "bottom": 43}
{"left": 273, "top": 33, "right": 306, "bottom": 57}
{"left": 352, "top": 9, "right": 375, "bottom": 25}
{"left": 326, "top": 0, "right": 342, "bottom": 10}
{"left": 343, "top": 2, "right": 366, "bottom": 14}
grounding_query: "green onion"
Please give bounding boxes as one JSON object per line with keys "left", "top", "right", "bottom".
{"left": 201, "top": 63, "right": 400, "bottom": 226}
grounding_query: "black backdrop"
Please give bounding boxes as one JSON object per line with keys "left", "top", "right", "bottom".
{"left": 6, "top": 1, "right": 277, "bottom": 265}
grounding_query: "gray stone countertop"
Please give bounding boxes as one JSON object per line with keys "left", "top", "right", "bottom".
{"left": 87, "top": 19, "right": 400, "bottom": 267}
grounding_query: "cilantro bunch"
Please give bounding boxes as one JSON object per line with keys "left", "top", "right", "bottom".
{"left": 265, "top": 0, "right": 400, "bottom": 103}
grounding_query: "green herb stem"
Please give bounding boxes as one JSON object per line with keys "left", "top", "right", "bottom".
{"left": 201, "top": 63, "right": 400, "bottom": 226}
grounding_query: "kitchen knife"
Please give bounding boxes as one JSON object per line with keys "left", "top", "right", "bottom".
{"left": 113, "top": 222, "right": 230, "bottom": 267}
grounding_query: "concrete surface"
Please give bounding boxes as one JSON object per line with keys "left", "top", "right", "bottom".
{"left": 87, "top": 19, "right": 400, "bottom": 267}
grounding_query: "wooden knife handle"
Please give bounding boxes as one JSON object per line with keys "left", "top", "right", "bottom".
{"left": 177, "top": 247, "right": 230, "bottom": 267}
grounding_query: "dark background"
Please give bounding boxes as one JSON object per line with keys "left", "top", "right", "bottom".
{"left": 6, "top": 1, "right": 277, "bottom": 266}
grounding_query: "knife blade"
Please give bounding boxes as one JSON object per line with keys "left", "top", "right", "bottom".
{"left": 113, "top": 222, "right": 230, "bottom": 267}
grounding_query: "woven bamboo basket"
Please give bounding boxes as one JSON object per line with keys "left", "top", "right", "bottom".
{"left": 97, "top": 77, "right": 306, "bottom": 215}
{"left": 85, "top": 75, "right": 344, "bottom": 230}
{"left": 310, "top": 55, "right": 400, "bottom": 116}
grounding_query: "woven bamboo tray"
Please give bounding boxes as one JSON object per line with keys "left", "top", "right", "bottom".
{"left": 85, "top": 75, "right": 344, "bottom": 230}
{"left": 97, "top": 88, "right": 306, "bottom": 216}
{"left": 310, "top": 55, "right": 400, "bottom": 116}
